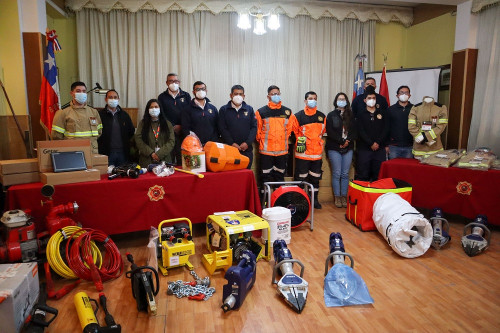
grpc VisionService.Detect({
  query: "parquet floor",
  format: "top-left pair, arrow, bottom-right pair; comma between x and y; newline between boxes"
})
45,203 -> 500,333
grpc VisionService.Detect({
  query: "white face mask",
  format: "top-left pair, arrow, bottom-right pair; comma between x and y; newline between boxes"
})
74,92 -> 87,104
398,94 -> 409,102
232,95 -> 243,105
196,90 -> 207,99
424,97 -> 434,104
168,83 -> 179,92
366,99 -> 376,107
107,99 -> 119,108
149,108 -> 160,118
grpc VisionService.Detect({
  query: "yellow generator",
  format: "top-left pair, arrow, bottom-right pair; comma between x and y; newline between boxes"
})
157,218 -> 195,276
202,210 -> 271,275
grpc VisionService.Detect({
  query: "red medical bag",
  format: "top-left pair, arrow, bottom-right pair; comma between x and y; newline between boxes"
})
345,178 -> 412,231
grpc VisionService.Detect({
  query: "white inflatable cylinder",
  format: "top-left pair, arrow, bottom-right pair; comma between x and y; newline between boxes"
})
262,207 -> 292,245
373,192 -> 432,258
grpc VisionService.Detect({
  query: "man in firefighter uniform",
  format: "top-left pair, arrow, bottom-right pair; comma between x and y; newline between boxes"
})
408,96 -> 448,159
291,91 -> 326,209
52,81 -> 102,153
256,85 -> 294,199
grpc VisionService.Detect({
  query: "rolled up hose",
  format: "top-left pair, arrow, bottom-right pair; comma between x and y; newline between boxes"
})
66,228 -> 123,291
46,226 -> 102,279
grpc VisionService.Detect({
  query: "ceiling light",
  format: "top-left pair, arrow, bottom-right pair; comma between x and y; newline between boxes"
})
253,15 -> 267,35
268,14 -> 280,30
237,13 -> 251,30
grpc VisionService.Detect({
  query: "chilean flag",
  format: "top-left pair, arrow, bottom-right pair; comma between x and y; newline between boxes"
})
352,67 -> 365,100
39,30 -> 61,135
379,65 -> 390,105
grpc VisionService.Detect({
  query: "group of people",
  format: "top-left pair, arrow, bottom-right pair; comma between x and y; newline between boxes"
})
51,74 -> 448,209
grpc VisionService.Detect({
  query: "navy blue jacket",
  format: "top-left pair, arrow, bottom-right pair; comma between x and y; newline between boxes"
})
181,99 -> 219,145
157,88 -> 191,126
218,101 -> 257,149
352,93 -> 388,119
386,101 -> 414,147
356,107 -> 389,151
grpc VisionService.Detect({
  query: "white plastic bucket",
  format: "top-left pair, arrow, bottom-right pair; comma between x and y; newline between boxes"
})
262,207 -> 292,245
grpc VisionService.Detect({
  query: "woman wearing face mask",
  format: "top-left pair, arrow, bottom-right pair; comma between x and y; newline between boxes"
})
135,99 -> 175,167
326,93 -> 357,208
355,86 -> 389,182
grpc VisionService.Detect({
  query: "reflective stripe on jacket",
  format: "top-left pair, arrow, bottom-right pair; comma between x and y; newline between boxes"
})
256,105 -> 293,156
291,109 -> 326,160
408,97 -> 448,158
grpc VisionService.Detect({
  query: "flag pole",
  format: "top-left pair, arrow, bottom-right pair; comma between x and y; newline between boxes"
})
0,79 -> 33,158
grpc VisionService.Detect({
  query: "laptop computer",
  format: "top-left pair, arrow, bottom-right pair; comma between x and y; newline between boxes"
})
51,151 -> 87,173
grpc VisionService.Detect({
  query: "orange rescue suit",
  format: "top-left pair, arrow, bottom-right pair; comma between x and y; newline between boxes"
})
290,106 -> 326,160
255,102 -> 294,156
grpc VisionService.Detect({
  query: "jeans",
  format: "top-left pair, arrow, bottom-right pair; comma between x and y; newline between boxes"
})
327,149 -> 353,196
388,146 -> 413,159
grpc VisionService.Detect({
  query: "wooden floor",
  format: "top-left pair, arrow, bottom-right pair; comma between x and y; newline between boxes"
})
45,203 -> 500,333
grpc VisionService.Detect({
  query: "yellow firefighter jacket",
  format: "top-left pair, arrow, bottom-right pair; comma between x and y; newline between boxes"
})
51,102 -> 103,153
408,97 -> 448,158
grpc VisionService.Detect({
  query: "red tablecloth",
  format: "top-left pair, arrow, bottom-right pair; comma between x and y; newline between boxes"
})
379,159 -> 500,225
6,169 -> 262,235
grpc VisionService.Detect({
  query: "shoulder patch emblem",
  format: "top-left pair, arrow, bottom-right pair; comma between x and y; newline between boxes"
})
318,116 -> 323,121
285,110 -> 291,116
377,114 -> 382,119
244,111 -> 248,116
180,98 -> 185,103
209,109 -> 213,114
376,104 -> 380,109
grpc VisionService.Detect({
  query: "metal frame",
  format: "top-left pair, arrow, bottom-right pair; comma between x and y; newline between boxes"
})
262,181 -> 314,231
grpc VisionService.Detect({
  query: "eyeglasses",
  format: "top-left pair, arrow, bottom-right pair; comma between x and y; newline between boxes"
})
194,87 -> 206,92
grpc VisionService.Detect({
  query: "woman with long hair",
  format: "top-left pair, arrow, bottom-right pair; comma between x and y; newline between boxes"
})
326,93 -> 357,208
135,99 -> 175,167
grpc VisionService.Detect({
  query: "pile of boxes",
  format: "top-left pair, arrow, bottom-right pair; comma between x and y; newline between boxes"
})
0,139 -> 107,186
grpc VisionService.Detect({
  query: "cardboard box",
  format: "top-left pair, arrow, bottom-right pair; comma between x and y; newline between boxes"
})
182,151 -> 206,173
0,172 -> 40,186
94,165 -> 109,175
0,263 -> 40,333
92,154 -> 108,166
40,169 -> 101,185
37,140 -> 92,172
0,159 -> 38,175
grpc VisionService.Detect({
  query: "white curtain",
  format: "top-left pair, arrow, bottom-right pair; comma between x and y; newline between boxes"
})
468,4 -> 500,155
76,9 -> 374,122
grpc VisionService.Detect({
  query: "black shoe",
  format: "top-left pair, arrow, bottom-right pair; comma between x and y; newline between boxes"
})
314,200 -> 322,209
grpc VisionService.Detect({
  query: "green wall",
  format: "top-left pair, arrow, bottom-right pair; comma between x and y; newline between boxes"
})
0,0 -> 28,115
46,13 -> 78,103
375,13 -> 456,70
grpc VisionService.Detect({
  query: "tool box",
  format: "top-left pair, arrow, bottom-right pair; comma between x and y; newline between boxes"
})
345,178 -> 412,231
202,210 -> 271,275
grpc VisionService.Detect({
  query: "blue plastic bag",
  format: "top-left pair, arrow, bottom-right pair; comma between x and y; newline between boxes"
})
324,263 -> 374,307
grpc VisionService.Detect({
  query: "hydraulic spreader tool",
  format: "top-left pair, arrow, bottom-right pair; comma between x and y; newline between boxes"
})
323,233 -> 373,307
272,239 -> 308,313
461,215 -> 491,257
125,252 -> 159,315
74,291 -> 121,333
324,232 -> 354,276
430,208 -> 451,250
221,250 -> 257,313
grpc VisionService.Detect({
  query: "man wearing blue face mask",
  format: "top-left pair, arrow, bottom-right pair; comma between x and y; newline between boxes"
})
255,85 -> 294,201
52,81 -> 102,153
290,91 -> 326,209
97,89 -> 135,166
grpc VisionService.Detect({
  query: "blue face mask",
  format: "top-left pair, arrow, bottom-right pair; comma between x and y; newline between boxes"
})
307,100 -> 317,108
271,95 -> 281,104
337,100 -> 347,108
